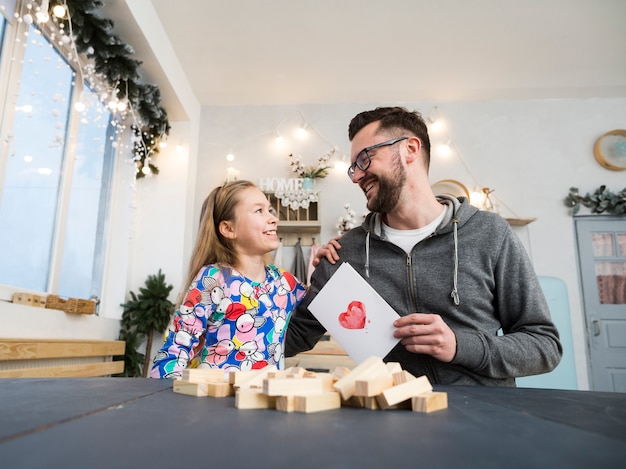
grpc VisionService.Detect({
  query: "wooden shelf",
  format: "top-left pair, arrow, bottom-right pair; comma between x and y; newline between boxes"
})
505,217 -> 537,226
277,221 -> 321,233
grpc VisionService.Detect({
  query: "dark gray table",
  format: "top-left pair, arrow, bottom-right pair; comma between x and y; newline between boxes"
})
1,378 -> 625,468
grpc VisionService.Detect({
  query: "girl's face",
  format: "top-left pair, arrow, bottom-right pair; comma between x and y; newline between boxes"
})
222,187 -> 279,256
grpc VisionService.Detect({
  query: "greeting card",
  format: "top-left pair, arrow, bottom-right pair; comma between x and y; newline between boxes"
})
307,262 -> 400,364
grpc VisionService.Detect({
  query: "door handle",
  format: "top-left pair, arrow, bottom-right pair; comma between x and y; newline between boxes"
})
592,320 -> 601,336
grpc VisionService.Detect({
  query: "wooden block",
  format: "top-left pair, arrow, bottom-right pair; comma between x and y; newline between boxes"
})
12,292 -> 47,308
315,372 -> 336,391
231,365 -> 277,389
285,354 -> 357,371
183,368 -> 228,383
393,370 -> 416,385
73,298 -> 96,314
341,395 -> 365,408
267,370 -> 287,379
275,395 -> 296,412
206,381 -> 234,397
235,389 -> 276,409
295,392 -> 341,413
45,295 -> 81,313
284,366 -> 306,377
332,366 -> 352,380
263,377 -> 324,396
333,356 -> 387,400
174,381 -> 209,397
385,362 -> 403,375
363,396 -> 380,410
412,391 -> 448,413
377,375 -> 433,409
354,373 -> 394,397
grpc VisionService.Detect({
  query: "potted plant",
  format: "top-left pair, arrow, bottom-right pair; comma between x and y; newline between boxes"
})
288,147 -> 336,189
116,269 -> 175,377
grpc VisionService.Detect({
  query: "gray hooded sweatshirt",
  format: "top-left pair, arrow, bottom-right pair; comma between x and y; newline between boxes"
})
285,195 -> 562,386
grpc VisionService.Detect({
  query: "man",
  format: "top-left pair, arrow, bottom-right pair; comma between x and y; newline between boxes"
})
285,106 -> 562,386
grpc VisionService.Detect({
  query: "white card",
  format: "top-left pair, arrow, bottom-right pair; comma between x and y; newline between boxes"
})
307,262 -> 400,364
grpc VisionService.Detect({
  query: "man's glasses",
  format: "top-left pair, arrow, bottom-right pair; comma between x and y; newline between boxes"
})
347,137 -> 408,180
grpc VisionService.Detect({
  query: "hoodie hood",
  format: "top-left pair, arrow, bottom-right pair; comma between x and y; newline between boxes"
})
360,195 -> 478,305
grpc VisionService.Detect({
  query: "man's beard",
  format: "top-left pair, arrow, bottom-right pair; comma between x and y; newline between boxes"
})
366,152 -> 405,213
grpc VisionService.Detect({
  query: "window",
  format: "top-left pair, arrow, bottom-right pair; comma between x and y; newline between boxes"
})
0,5 -> 116,302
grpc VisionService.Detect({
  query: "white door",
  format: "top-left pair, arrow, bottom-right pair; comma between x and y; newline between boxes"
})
575,216 -> 626,392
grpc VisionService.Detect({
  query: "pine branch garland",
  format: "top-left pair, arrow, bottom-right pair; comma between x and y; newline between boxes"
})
59,0 -> 171,178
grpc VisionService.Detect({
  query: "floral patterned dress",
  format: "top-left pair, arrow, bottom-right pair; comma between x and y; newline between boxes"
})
150,264 -> 306,379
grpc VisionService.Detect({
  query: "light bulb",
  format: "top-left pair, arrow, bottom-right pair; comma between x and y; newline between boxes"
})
116,101 -> 127,112
438,141 -> 451,156
52,4 -> 66,18
159,140 -> 167,149
429,119 -> 442,132
226,152 -> 235,161
295,126 -> 308,139
35,0 -> 50,23
176,144 -> 184,153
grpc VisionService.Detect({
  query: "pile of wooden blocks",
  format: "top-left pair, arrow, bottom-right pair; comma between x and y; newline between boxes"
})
11,292 -> 96,314
173,355 -> 447,414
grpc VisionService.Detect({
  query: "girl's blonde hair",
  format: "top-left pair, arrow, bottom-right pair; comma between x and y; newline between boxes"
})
177,180 -> 258,308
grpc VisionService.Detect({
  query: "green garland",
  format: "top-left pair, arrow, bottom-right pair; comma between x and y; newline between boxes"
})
62,0 -> 170,178
564,185 -> 626,215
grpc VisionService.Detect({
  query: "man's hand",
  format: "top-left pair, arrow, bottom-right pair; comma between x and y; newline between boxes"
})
313,237 -> 342,267
393,313 -> 457,363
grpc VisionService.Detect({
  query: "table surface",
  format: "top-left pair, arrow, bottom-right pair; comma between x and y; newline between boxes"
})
1,378 -> 625,468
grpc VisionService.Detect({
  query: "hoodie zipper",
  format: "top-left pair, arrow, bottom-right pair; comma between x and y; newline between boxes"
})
406,255 -> 419,311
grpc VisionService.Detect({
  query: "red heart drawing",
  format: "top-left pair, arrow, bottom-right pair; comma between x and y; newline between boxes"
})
338,300 -> 366,329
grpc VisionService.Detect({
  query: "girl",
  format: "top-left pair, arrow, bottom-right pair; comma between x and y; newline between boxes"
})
150,180 -> 306,378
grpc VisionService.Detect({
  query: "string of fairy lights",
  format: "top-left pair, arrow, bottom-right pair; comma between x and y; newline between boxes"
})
4,0 -> 170,178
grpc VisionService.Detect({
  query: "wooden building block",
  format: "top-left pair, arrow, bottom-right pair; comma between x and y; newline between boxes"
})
354,373 -> 394,397
393,370 -> 416,385
275,395 -> 296,412
412,391 -> 448,413
332,366 -> 352,380
333,356 -> 387,400
231,365 -> 277,389
284,366 -> 306,377
263,376 -> 323,396
73,299 -> 96,314
45,295 -> 78,313
341,395 -> 365,408
363,396 -> 380,410
206,381 -> 234,397
377,375 -> 433,409
12,292 -> 47,308
294,392 -> 341,413
174,381 -> 209,397
385,362 -> 403,375
235,389 -> 276,409
315,372 -> 336,391
183,368 -> 228,383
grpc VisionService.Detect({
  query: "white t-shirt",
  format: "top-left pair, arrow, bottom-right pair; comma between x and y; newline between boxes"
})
383,205 -> 447,254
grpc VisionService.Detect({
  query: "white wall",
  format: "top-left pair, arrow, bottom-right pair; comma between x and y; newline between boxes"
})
2,97 -> 622,388
194,99 -> 626,390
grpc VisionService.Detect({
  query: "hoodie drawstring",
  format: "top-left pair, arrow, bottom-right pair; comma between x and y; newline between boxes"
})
365,231 -> 370,278
450,218 -> 460,305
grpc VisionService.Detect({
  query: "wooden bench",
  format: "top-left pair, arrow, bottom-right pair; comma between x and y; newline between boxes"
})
285,334 -> 356,372
0,338 -> 125,378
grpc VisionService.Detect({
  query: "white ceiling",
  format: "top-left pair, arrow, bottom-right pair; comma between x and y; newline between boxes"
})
101,0 -> 626,121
